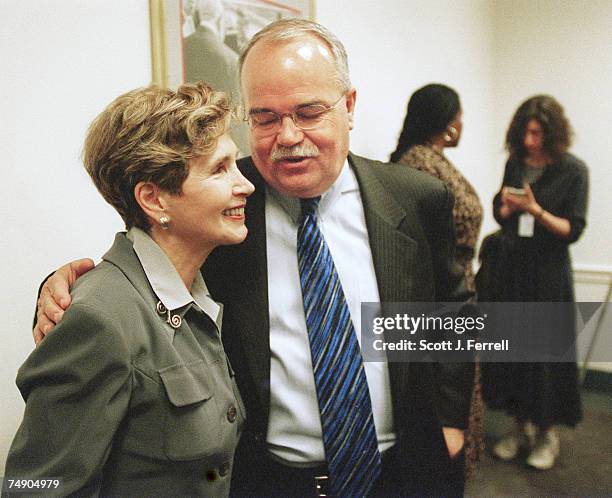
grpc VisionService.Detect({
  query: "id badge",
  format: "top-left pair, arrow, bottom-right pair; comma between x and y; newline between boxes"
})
518,213 -> 535,237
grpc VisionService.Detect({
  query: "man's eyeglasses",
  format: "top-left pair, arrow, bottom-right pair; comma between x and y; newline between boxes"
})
244,93 -> 346,136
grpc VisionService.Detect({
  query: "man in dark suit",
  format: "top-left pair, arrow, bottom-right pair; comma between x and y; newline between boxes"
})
35,19 -> 472,497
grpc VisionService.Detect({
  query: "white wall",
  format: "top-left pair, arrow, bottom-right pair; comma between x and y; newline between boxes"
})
490,0 -> 612,374
491,0 -> 612,270
1,0 -> 610,474
320,0 -> 500,238
1,0 -> 151,474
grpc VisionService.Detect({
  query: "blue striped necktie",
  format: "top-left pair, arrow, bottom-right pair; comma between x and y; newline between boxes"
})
297,196 -> 381,497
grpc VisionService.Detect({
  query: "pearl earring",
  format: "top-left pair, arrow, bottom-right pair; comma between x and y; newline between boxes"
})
159,215 -> 170,230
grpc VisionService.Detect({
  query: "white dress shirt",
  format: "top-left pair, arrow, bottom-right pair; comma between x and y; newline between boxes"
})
265,161 -> 396,464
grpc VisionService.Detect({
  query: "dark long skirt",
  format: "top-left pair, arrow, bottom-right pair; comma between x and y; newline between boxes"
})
478,232 -> 582,427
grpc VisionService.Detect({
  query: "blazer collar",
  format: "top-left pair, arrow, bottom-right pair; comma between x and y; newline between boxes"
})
103,233 -> 224,362
102,232 -> 156,307
103,232 -> 221,361
349,153 -> 407,228
127,227 -> 221,324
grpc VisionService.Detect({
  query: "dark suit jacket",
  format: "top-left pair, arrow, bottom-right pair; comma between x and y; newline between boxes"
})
203,153 -> 472,496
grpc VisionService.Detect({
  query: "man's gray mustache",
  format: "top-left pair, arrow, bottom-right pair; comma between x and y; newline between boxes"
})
271,144 -> 320,163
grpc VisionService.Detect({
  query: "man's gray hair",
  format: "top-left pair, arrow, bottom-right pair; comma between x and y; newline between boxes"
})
239,19 -> 351,92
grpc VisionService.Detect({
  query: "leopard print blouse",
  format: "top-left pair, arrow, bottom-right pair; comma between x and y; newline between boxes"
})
399,145 -> 483,291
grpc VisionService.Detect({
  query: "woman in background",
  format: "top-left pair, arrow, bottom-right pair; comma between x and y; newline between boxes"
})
390,84 -> 483,289
390,83 -> 484,479
5,82 -> 254,496
486,95 -> 588,470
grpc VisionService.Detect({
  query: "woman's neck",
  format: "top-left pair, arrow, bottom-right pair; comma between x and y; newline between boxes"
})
149,229 -> 211,291
429,136 -> 446,155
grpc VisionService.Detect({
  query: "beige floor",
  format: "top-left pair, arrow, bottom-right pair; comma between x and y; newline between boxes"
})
466,389 -> 612,497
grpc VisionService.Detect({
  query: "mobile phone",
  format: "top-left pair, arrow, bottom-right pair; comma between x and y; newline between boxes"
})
506,187 -> 527,196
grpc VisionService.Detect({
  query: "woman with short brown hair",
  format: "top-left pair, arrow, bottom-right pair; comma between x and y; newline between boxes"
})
5,82 -> 254,496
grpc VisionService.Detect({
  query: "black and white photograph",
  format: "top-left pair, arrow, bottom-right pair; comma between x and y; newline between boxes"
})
152,0 -> 314,155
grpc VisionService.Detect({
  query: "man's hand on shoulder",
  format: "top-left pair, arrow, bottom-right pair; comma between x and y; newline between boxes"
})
33,258 -> 95,345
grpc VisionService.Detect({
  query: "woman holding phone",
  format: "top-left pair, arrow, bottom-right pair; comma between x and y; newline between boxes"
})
485,95 -> 589,470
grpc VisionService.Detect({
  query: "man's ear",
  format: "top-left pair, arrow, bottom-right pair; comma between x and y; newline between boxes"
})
134,181 -> 167,223
345,88 -> 357,130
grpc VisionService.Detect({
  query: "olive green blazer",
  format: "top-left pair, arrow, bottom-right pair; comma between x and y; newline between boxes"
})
5,233 -> 244,497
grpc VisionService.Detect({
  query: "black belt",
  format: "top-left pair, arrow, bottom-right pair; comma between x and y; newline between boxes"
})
261,447 -> 397,497
264,455 -> 330,497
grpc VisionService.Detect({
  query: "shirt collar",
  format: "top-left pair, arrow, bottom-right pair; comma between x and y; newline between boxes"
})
266,158 -> 356,223
127,227 -> 221,328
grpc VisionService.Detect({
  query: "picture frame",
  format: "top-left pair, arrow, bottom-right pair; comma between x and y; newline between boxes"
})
149,0 -> 314,155
149,0 -> 315,89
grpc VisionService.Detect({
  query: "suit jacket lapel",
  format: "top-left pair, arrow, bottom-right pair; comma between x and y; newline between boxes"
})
349,153 -> 417,420
349,153 -> 417,303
